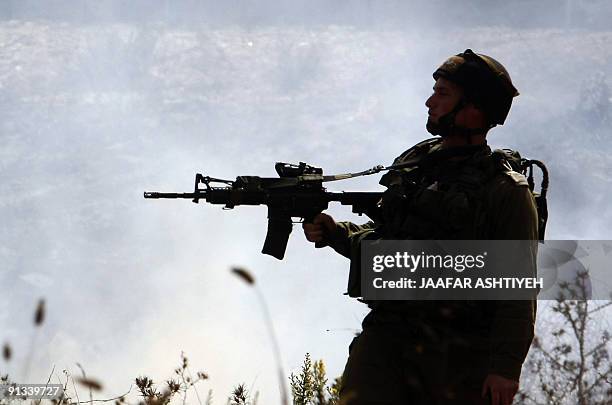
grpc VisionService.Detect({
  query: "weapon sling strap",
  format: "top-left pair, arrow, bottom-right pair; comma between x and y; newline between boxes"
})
324,143 -> 550,240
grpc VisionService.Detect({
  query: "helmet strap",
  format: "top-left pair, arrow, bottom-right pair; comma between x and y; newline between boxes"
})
433,98 -> 491,144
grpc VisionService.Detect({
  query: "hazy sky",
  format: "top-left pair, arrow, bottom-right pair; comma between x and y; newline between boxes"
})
1,1 -> 611,404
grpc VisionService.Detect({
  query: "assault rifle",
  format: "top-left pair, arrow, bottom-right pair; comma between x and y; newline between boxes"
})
144,162 -> 383,260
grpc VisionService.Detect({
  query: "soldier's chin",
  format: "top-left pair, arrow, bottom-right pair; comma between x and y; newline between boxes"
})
426,119 -> 442,136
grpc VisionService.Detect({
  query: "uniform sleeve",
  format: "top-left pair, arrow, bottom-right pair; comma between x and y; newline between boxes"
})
326,221 -> 376,258
325,221 -> 378,297
486,178 -> 539,381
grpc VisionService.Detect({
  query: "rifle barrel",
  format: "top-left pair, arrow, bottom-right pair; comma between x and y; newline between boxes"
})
143,192 -> 199,199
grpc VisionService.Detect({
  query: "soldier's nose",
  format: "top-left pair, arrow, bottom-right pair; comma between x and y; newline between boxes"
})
425,96 -> 434,108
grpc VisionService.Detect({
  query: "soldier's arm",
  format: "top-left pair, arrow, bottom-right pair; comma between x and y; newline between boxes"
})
303,214 -> 378,297
303,213 -> 376,258
486,176 -> 539,381
328,220 -> 377,258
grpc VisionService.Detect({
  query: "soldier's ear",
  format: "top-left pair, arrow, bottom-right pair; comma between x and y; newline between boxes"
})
462,94 -> 493,125
460,101 -> 489,127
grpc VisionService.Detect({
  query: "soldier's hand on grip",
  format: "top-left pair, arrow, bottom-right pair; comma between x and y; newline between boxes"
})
303,213 -> 337,244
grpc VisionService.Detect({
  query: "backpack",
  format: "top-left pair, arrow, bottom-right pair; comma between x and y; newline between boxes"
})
491,149 -> 549,240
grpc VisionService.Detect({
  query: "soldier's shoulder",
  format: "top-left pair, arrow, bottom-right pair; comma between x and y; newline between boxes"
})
482,156 -> 531,208
482,174 -> 536,231
486,171 -> 529,194
484,148 -> 529,188
484,169 -> 535,216
488,148 -> 529,187
501,169 -> 529,187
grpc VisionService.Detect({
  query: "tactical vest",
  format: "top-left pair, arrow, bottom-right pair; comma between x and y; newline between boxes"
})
377,137 -> 515,240
346,137 -> 548,298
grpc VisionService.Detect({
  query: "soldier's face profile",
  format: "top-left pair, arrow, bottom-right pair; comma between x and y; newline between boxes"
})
425,77 -> 463,124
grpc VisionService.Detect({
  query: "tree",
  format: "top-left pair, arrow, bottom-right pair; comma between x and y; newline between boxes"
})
519,271 -> 612,404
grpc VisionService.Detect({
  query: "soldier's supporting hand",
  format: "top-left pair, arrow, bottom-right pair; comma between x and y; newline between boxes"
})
302,213 -> 337,244
482,374 -> 519,405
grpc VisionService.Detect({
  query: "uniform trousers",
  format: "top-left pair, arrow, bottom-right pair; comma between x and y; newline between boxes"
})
339,311 -> 491,405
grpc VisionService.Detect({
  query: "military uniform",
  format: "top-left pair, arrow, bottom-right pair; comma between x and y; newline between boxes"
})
326,138 -> 539,404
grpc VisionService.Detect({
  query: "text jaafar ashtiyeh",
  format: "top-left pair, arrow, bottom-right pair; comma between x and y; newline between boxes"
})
372,277 -> 544,289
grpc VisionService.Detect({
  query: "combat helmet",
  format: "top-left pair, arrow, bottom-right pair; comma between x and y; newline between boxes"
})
428,49 -> 519,137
